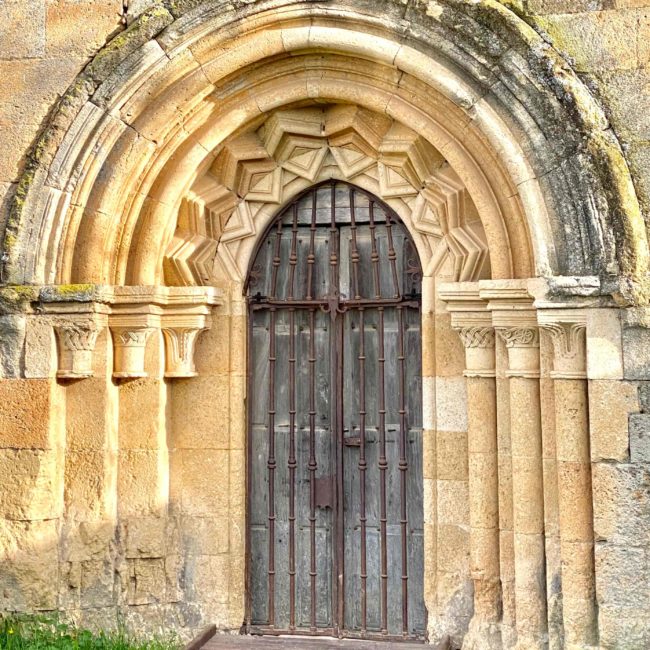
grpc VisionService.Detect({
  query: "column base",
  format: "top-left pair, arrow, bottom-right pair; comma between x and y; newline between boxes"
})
462,620 -> 502,650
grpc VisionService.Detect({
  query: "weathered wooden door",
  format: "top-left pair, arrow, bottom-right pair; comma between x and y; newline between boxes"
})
246,182 -> 425,641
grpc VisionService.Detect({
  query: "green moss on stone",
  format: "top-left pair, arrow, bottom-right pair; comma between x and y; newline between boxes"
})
0,286 -> 38,314
39,284 -> 98,303
85,5 -> 173,84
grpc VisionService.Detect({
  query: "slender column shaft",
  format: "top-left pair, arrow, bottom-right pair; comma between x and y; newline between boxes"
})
541,318 -> 597,649
498,325 -> 548,649
468,373 -> 500,618
457,325 -> 502,650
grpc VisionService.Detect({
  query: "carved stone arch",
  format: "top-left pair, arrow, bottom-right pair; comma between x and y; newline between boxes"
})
2,0 -> 647,301
163,105 -> 490,292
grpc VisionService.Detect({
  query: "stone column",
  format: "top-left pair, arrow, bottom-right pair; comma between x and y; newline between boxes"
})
492,302 -> 548,649
440,283 -> 502,649
539,311 -> 596,649
458,324 -> 502,648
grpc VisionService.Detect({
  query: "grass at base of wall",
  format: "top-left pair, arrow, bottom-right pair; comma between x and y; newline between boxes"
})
0,614 -> 181,650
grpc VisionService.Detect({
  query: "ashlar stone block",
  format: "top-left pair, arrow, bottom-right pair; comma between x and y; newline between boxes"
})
589,379 -> 638,462
629,413 -> 650,463
46,0 -> 122,59
60,521 -> 115,563
0,379 -> 59,449
123,516 -> 167,559
80,559 -> 115,608
127,558 -> 166,605
180,449 -> 229,516
0,557 -> 59,611
592,463 -> 650,545
0,449 -> 61,520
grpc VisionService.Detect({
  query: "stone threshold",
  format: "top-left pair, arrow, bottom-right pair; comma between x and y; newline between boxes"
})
203,633 -> 427,649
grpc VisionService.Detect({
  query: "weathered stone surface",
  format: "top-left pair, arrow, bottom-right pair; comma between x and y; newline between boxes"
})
60,521 -> 115,563
528,1 -> 607,13
125,516 -> 167,559
181,516 -> 229,556
0,449 -> 61,519
127,558 -> 166,605
171,376 -> 229,449
592,463 -> 650,545
595,543 -> 650,610
0,379 -> 56,448
0,0 -> 45,59
23,316 -> 56,378
180,450 -> 229,517
118,378 -> 166,449
80,559 -> 115,608
0,315 -> 25,378
536,10 -> 641,73
46,0 -> 123,59
594,69 -> 650,142
118,450 -> 166,517
623,325 -> 650,379
629,413 -> 650,462
590,379 -> 639,461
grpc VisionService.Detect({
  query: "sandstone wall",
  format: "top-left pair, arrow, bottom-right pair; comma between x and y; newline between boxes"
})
0,1 -> 650,649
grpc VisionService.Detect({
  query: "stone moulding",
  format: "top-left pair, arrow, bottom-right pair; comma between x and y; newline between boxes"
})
538,310 -> 588,380
167,105 -> 491,289
39,285 -> 222,379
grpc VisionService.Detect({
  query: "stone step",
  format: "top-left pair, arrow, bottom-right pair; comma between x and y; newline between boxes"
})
203,634 -> 427,649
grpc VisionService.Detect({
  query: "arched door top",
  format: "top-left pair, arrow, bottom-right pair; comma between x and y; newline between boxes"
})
246,181 -> 423,304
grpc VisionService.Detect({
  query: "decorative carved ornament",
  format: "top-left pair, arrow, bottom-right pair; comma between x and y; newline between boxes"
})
110,325 -> 155,379
497,326 -> 540,349
54,320 -> 100,378
538,311 -> 587,379
161,325 -> 205,378
44,286 -> 221,380
164,105 -> 490,288
457,326 -> 496,350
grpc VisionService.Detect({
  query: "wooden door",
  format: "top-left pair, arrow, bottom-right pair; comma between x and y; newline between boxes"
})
246,182 -> 425,641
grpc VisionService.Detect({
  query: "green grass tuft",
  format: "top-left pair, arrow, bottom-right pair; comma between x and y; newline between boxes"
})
0,614 -> 181,650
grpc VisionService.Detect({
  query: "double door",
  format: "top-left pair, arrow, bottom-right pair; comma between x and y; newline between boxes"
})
246,182 -> 425,641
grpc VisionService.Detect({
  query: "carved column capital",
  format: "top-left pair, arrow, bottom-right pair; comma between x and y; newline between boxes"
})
53,318 -> 102,378
496,326 -> 540,349
454,325 -> 496,378
437,283 -> 496,378
495,325 -> 540,379
538,311 -> 587,379
161,315 -> 210,378
457,326 -> 495,350
109,315 -> 158,379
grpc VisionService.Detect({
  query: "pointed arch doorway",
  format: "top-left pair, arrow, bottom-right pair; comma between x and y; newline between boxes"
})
245,182 -> 425,641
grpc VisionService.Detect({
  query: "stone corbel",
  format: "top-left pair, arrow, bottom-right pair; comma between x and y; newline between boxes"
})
36,285 -> 111,380
53,318 -> 102,379
161,316 -> 210,378
438,282 -> 495,377
159,286 -> 220,378
109,315 -> 158,379
480,280 -> 540,379
537,310 -> 587,379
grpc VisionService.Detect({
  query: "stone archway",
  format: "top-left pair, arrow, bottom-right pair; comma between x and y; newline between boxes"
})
1,2 -> 648,649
